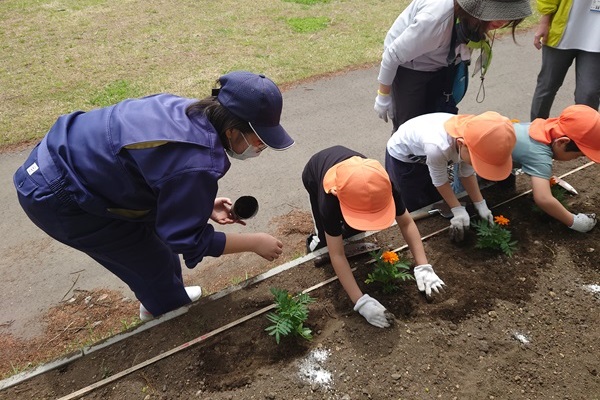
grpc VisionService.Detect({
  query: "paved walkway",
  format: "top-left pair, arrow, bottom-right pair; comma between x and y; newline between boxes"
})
0,30 -> 577,338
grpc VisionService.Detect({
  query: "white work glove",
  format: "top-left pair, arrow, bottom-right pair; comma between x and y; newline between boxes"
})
354,294 -> 395,328
473,199 -> 494,224
374,91 -> 393,123
449,205 -> 470,242
569,213 -> 597,233
414,264 -> 445,297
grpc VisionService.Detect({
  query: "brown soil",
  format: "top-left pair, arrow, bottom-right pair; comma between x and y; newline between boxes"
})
2,159 -> 599,400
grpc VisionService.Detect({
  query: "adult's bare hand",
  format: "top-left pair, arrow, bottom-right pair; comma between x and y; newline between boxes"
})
533,15 -> 551,50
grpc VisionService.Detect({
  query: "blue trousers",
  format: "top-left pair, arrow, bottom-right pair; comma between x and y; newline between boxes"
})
14,144 -> 191,317
531,46 -> 600,120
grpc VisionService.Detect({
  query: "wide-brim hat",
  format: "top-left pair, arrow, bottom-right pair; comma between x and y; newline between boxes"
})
217,71 -> 294,150
445,111 -> 516,181
323,156 -> 396,231
457,0 -> 532,21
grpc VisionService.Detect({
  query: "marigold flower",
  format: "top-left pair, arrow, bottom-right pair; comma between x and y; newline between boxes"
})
381,251 -> 399,264
494,215 -> 510,226
549,177 -> 557,186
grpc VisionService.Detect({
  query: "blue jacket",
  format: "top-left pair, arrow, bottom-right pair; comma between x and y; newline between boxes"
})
43,94 -> 230,267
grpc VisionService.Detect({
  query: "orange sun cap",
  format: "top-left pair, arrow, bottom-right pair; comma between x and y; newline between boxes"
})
322,156 -> 396,231
530,105 -> 600,162
444,111 -> 516,181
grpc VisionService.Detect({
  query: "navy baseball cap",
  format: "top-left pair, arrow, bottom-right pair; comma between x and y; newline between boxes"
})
217,71 -> 294,150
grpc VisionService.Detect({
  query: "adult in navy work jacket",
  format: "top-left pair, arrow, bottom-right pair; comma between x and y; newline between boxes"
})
14,71 -> 294,321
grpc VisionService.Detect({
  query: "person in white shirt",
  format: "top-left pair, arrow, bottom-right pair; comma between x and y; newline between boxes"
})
531,0 -> 600,119
386,111 -> 516,242
374,0 -> 531,131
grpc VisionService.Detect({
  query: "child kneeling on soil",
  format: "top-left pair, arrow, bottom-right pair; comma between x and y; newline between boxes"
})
302,146 -> 444,328
512,104 -> 599,232
386,111 -> 517,242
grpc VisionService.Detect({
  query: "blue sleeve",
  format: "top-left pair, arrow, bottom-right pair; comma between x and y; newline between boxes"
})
154,170 -> 227,268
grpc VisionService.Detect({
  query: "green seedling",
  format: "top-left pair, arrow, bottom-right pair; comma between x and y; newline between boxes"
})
265,288 -> 315,344
472,215 -> 518,257
365,249 -> 413,293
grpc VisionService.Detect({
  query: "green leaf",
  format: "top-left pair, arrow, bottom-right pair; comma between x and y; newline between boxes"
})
265,287 -> 316,344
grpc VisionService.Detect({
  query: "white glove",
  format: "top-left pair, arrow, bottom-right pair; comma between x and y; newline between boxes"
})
374,92 -> 393,123
354,294 -> 395,328
450,205 -> 470,242
473,200 -> 494,224
414,264 -> 445,297
569,213 -> 597,233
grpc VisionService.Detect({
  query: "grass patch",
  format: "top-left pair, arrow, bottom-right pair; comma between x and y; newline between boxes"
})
286,16 -> 330,33
0,0 -> 538,147
284,0 -> 330,4
89,80 -> 143,107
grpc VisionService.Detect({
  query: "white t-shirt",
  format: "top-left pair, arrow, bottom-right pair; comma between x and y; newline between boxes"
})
558,0 -> 600,52
387,112 -> 476,187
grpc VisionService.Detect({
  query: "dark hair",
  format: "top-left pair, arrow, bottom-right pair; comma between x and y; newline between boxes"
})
185,97 -> 252,148
455,5 -> 523,43
565,140 -> 580,153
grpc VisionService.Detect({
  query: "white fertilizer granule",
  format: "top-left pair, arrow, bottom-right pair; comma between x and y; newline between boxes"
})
512,332 -> 531,344
583,284 -> 600,294
298,348 -> 332,388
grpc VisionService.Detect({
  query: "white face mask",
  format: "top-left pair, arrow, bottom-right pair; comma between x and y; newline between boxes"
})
226,133 -> 266,160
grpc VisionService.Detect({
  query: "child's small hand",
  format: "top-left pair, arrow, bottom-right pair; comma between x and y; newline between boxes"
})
414,264 -> 445,297
473,199 -> 494,224
450,206 -> 470,242
354,294 -> 395,328
569,213 -> 597,233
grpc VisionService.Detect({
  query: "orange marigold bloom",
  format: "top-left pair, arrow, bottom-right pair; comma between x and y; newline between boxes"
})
381,251 -> 399,264
549,177 -> 557,186
494,215 -> 510,226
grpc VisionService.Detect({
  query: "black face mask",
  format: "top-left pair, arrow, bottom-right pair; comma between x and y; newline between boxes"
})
455,20 -> 483,43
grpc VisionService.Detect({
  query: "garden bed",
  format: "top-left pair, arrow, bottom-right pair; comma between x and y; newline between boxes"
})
1,159 -> 599,400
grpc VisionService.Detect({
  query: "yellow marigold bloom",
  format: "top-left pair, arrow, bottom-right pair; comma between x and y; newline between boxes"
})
381,251 -> 399,264
494,215 -> 510,226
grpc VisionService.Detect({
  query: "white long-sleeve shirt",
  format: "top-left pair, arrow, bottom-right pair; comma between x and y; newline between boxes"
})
378,0 -> 466,85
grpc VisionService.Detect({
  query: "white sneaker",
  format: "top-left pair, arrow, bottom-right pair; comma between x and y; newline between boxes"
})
185,286 -> 202,302
139,303 -> 154,322
139,286 -> 202,322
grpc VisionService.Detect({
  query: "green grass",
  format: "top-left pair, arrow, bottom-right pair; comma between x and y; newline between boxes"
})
286,16 -> 331,33
90,80 -> 143,107
0,0 -> 538,148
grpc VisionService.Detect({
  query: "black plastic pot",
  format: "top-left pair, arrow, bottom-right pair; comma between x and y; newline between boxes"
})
231,196 -> 259,220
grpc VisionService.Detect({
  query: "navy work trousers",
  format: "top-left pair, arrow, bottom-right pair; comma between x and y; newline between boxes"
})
13,143 -> 191,317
